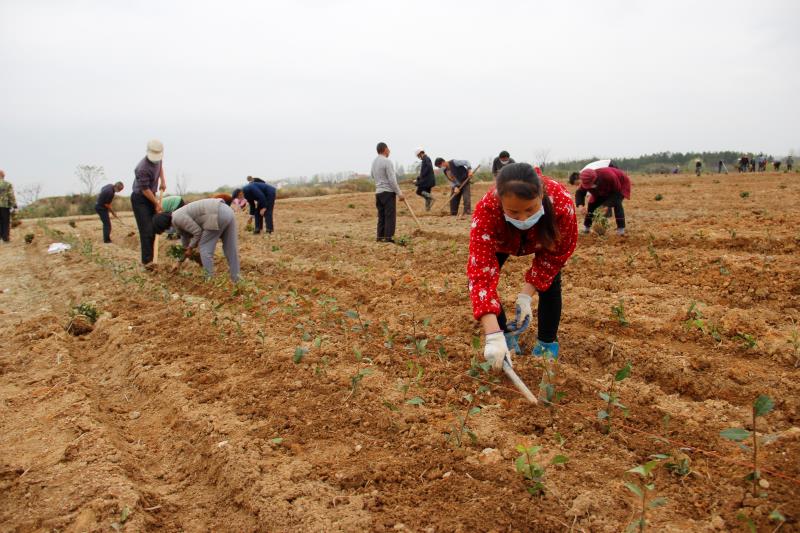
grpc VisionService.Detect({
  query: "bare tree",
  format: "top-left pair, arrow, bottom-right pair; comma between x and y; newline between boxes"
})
174,172 -> 190,195
534,149 -> 551,170
17,183 -> 42,207
75,165 -> 105,196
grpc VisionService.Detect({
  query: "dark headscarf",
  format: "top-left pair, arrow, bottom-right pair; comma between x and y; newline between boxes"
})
152,212 -> 173,235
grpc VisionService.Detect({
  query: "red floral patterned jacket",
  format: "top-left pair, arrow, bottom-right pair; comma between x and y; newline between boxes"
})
467,178 -> 578,320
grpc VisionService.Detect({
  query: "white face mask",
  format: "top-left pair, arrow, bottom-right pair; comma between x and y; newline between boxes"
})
504,206 -> 544,231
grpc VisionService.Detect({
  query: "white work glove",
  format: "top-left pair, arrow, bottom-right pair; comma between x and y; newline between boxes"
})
507,293 -> 533,335
484,332 -> 511,371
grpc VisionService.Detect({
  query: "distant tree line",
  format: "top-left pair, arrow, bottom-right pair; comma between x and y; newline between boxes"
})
547,151 -> 791,175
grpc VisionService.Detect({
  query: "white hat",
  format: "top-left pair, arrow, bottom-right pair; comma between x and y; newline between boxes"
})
415,147 -> 425,156
146,139 -> 164,162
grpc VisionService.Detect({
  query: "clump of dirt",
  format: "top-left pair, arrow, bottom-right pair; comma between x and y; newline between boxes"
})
66,314 -> 94,336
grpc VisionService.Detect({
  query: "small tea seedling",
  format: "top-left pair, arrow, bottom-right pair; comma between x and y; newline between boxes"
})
396,235 -> 412,247
625,459 -> 667,532
625,252 -> 640,267
654,194 -> 663,201
535,356 -> 565,426
720,394 -> 776,496
398,360 -> 425,402
683,302 -> 722,343
446,390 -> 484,447
347,203 -> 355,209
734,332 -> 757,349
293,346 -> 308,364
591,209 -> 609,236
598,359 -> 631,434
72,302 -> 99,324
68,220 -> 77,228
167,244 -> 186,260
612,298 -> 629,326
514,444 -> 568,496
345,347 -> 373,401
740,191 -> 750,198
647,236 -> 661,268
24,233 -> 35,244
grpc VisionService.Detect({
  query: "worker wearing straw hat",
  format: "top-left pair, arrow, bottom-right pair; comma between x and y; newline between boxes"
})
131,139 -> 166,265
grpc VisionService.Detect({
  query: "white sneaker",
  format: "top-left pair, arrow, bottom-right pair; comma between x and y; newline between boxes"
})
616,228 -> 626,236
580,226 -> 590,234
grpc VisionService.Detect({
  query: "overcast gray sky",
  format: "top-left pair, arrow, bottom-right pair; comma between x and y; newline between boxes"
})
2,0 -> 798,197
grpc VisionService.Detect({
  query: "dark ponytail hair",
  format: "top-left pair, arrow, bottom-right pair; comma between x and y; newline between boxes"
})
496,163 -> 559,250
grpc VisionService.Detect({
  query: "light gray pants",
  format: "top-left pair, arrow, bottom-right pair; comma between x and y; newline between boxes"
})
186,203 -> 240,282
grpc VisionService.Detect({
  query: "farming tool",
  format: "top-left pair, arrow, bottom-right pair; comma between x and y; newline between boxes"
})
503,357 -> 537,404
153,189 -> 164,264
441,164 -> 481,217
449,164 -> 481,199
402,197 -> 424,232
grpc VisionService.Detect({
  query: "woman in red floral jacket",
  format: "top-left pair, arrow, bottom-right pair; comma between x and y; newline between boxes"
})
468,163 -> 578,370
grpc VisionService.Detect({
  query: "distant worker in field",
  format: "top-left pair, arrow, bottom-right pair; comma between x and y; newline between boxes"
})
773,160 -> 781,171
576,166 -> 631,236
718,160 -> 724,173
159,195 -> 186,240
435,158 -> 473,216
242,180 -> 277,234
230,189 -> 247,211
468,163 -> 577,371
413,148 -> 436,211
370,142 -> 404,243
0,170 -> 18,243
695,159 -> 702,176
161,195 -> 185,213
788,155 -> 794,171
152,198 -> 240,283
95,181 -> 124,244
492,150 -> 516,179
131,139 -> 166,266
739,156 -> 748,173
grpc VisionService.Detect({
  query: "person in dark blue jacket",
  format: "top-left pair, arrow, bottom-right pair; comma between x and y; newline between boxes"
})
242,181 -> 277,234
414,148 -> 436,211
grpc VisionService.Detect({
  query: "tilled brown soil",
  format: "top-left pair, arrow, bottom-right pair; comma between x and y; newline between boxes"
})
1,172 -> 799,532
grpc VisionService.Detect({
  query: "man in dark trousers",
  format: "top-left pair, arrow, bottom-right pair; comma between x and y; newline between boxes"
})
131,140 -> 166,265
370,142 -> 404,243
0,170 -> 17,243
95,181 -> 124,243
414,147 -> 435,211
492,150 -> 515,179
435,158 -> 473,216
242,180 -> 277,234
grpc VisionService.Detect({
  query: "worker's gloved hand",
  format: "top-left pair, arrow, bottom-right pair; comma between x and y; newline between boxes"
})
507,293 -> 533,335
532,340 -> 560,360
504,332 -> 522,355
484,332 -> 511,371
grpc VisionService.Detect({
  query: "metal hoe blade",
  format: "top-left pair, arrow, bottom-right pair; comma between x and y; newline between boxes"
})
502,358 -> 537,404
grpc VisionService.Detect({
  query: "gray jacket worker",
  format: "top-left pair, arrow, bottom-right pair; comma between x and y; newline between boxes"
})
95,182 -> 124,243
131,139 -> 166,265
434,158 -> 473,216
370,142 -> 405,243
152,198 -> 240,282
414,148 -> 436,212
0,170 -> 17,243
492,151 -> 516,178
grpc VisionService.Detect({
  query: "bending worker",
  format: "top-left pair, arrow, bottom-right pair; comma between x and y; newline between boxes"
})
152,198 -> 240,282
95,181 -> 124,244
435,157 -> 473,216
468,163 -> 577,370
575,166 -> 631,236
242,180 -> 277,234
414,148 -> 436,211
